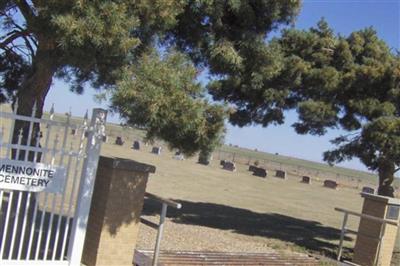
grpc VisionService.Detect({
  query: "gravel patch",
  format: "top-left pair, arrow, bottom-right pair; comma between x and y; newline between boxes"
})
136,214 -> 319,259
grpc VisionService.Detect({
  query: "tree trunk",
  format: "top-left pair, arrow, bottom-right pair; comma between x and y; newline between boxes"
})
377,160 -> 395,197
12,46 -> 56,161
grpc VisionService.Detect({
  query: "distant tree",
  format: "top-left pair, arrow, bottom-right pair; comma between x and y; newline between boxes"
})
210,19 -> 400,197
1,0 -> 300,155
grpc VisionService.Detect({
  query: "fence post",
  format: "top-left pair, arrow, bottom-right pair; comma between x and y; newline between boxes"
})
153,203 -> 168,266
68,108 -> 107,265
337,212 -> 348,261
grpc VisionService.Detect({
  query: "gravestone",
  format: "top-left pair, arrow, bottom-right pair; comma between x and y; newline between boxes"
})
220,160 -> 226,166
248,165 -> 257,172
151,146 -> 161,155
174,151 -> 184,160
115,136 -> 124,145
102,135 -> 108,143
301,176 -> 311,184
275,170 -> 286,179
198,153 -> 212,165
362,186 -> 375,194
323,179 -> 338,189
222,161 -> 236,171
71,128 -> 77,135
132,140 -> 141,150
253,167 -> 267,178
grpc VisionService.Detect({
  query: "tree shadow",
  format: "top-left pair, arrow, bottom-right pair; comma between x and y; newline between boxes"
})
141,198 -> 353,259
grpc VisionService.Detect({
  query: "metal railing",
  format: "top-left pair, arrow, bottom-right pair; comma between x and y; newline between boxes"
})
334,207 -> 398,265
140,192 -> 182,266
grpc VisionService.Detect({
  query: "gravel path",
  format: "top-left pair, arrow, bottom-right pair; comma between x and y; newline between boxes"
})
136,214 -> 327,263
137,215 -> 276,253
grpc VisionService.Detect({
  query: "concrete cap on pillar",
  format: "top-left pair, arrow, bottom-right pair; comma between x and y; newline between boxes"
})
360,192 -> 400,205
99,156 -> 156,174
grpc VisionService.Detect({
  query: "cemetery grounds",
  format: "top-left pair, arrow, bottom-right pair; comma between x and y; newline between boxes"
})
102,123 -> 400,265
1,108 -> 399,265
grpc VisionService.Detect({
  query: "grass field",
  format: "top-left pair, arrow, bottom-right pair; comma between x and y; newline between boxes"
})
45,107 -> 399,188
100,138 -> 400,265
105,122 -> 399,189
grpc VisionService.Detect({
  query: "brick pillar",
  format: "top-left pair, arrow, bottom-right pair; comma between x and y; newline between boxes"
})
353,193 -> 400,266
81,156 -> 156,266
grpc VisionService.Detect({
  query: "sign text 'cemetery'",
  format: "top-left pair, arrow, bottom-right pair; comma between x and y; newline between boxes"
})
0,159 -> 66,193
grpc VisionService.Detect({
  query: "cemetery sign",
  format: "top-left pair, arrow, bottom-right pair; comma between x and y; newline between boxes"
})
0,158 -> 66,193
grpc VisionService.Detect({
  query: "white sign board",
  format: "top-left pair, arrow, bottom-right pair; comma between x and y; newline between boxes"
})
0,158 -> 66,194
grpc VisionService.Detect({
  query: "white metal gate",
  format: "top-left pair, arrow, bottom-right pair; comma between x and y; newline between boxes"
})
0,102 -> 107,266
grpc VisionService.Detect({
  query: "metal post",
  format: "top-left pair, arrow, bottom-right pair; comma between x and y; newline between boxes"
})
68,108 -> 107,265
337,213 -> 348,261
153,203 -> 168,266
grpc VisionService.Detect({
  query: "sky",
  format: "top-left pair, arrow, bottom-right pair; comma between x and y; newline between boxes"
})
43,0 -> 400,173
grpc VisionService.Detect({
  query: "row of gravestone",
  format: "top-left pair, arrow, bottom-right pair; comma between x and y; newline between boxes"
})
247,164 -> 376,194
107,134 -> 378,194
114,137 -> 188,160
248,165 -> 285,179
201,158 -> 375,196
111,136 -> 213,163
113,137 -> 164,155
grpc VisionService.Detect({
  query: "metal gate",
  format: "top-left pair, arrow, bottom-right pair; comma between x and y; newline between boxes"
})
0,102 -> 107,265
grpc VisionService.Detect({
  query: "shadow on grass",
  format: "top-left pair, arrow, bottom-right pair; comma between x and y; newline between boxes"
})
142,198 -> 353,259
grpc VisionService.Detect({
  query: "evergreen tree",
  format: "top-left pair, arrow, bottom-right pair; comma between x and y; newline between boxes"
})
210,19 -> 400,197
1,0 -> 300,155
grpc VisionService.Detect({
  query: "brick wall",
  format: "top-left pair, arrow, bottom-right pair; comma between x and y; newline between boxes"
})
353,194 -> 400,266
81,156 -> 155,266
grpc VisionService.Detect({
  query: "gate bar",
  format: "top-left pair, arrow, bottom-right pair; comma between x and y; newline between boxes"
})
8,130 -> 24,259
44,114 -> 71,259
59,125 -> 87,260
18,132 -> 41,259
68,108 -> 107,265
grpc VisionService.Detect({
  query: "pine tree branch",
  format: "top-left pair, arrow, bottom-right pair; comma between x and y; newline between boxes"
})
4,13 -> 27,33
1,45 -> 19,57
0,30 -> 30,49
0,3 -> 17,14
14,45 -> 31,58
15,0 -> 36,25
0,11 -> 36,58
21,34 -> 35,58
